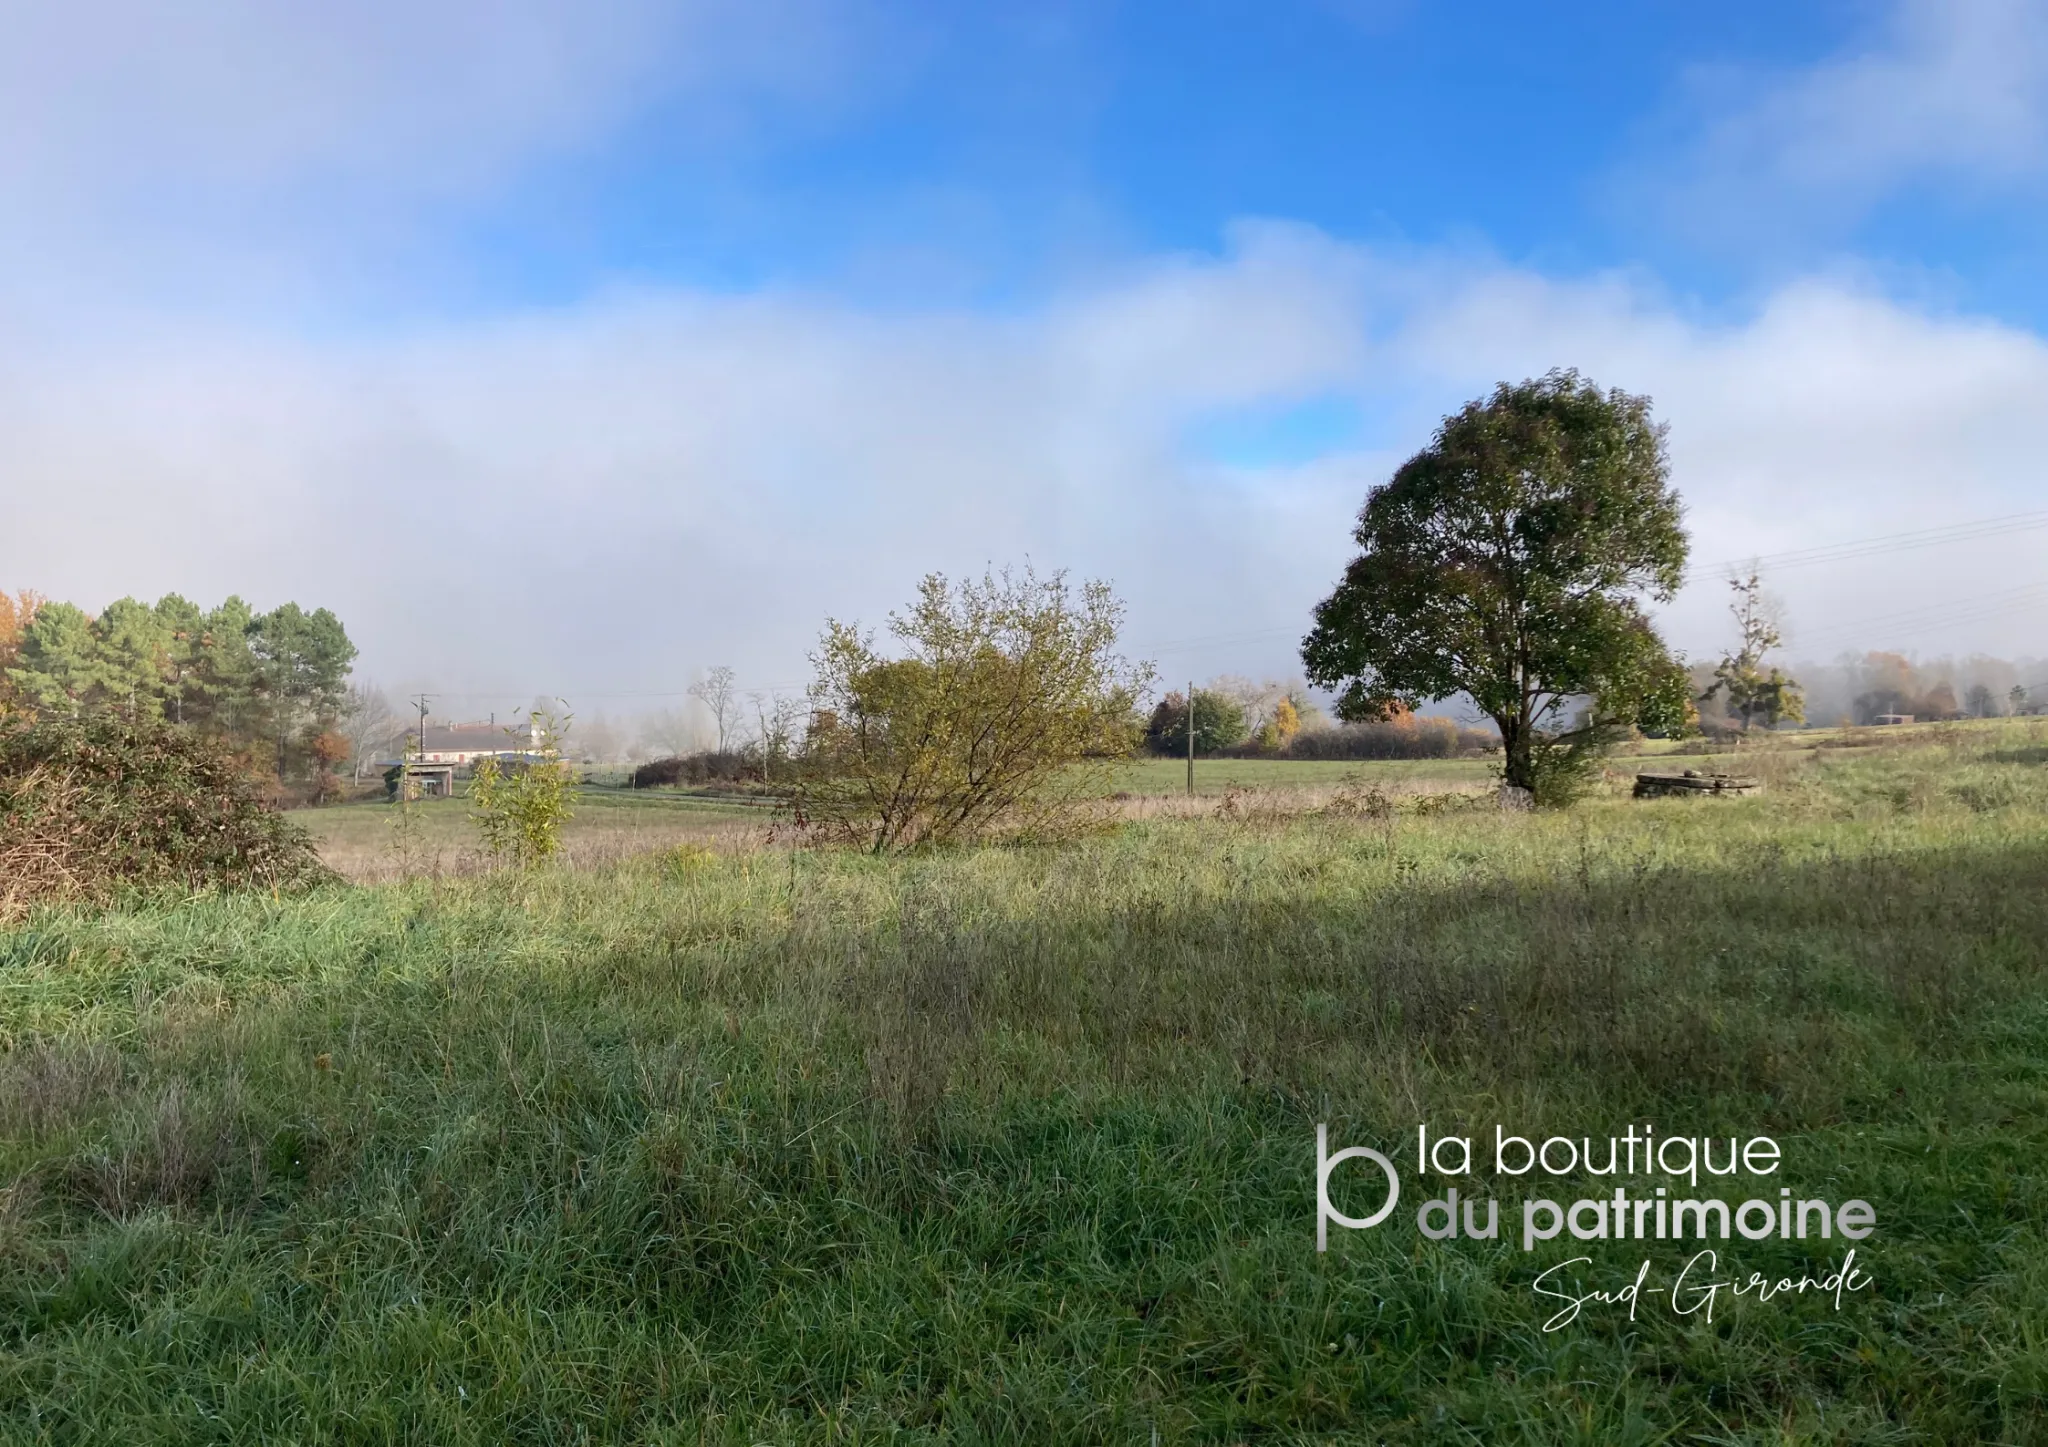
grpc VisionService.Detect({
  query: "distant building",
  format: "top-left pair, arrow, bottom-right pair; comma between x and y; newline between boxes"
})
1873,713 -> 1914,726
378,721 -> 549,769
404,763 -> 457,798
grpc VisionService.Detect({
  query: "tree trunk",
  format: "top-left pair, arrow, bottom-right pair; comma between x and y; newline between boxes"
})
1498,714 -> 1535,791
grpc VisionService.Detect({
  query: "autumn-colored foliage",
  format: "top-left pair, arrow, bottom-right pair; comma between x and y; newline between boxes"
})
309,728 -> 352,803
0,589 -> 44,710
310,730 -> 351,766
1254,696 -> 1303,752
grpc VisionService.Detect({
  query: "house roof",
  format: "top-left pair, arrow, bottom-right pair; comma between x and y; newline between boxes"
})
418,723 -> 531,752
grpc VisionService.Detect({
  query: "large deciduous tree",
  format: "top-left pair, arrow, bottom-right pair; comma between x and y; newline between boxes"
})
1302,370 -> 1690,802
1143,688 -> 1248,756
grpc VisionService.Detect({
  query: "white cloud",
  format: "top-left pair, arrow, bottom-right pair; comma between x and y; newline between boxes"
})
0,0 -> 863,193
1643,0 -> 2048,239
0,0 -> 881,319
0,225 -> 1377,705
4,226 -> 2045,710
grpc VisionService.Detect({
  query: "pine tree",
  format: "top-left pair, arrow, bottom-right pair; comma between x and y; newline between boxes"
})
249,603 -> 358,782
192,597 -> 262,744
93,597 -> 174,720
6,603 -> 104,714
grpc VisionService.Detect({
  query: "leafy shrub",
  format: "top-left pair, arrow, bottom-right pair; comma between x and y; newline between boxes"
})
0,713 -> 332,918
468,712 -> 575,868
798,567 -> 1149,852
629,757 -> 684,788
1518,732 -> 1596,807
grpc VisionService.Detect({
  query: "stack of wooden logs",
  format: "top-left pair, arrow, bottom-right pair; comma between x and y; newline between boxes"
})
1632,768 -> 1762,799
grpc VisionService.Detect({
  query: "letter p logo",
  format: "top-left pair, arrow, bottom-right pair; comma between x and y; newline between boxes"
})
1317,1123 -> 1401,1252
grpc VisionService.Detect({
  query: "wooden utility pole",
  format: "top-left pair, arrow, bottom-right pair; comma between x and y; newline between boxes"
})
1186,679 -> 1195,797
410,695 -> 432,760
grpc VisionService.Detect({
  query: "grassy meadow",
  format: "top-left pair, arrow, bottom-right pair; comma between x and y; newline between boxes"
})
302,757 -> 1496,884
1,722 -> 2046,1441
304,788 -> 775,884
1098,756 -> 1492,797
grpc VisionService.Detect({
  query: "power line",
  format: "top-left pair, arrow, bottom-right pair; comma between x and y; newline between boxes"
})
1799,580 -> 2048,634
411,682 -> 812,702
1131,625 -> 1302,657
1788,582 -> 2048,652
1685,509 -> 2048,583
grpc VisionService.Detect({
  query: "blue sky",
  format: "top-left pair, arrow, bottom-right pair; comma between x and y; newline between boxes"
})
177,1 -> 2040,325
2,0 -> 2045,714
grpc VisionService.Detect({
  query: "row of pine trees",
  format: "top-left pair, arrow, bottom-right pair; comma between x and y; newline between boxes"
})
0,590 -> 358,800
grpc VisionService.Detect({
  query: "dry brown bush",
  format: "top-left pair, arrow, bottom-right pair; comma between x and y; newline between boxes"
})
0,714 -> 333,919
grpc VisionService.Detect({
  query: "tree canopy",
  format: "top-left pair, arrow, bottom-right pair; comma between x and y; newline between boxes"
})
1144,688 -> 1248,757
1301,370 -> 1690,800
248,602 -> 358,777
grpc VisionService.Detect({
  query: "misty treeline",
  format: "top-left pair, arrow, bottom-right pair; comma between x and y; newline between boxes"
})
0,589 -> 359,800
567,652 -> 2048,780
620,665 -> 1491,782
575,678 -> 805,775
1698,651 -> 2045,729
1140,676 -> 1492,760
0,585 -> 795,796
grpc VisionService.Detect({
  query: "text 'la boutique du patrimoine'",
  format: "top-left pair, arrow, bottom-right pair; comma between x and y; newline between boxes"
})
1316,1125 -> 1878,1253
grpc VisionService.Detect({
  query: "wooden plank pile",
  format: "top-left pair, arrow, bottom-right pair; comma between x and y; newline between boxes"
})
1632,768 -> 1761,799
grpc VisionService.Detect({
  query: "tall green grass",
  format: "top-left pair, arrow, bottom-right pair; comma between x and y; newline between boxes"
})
1,724 -> 2045,1441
